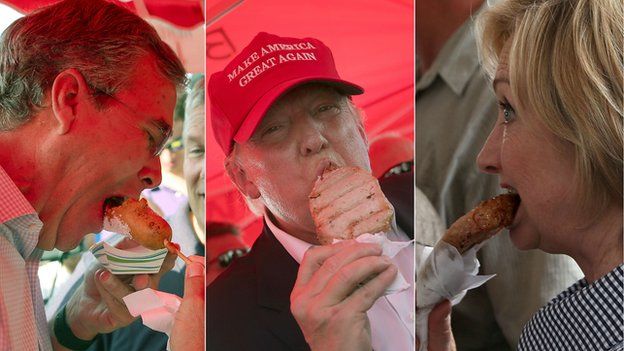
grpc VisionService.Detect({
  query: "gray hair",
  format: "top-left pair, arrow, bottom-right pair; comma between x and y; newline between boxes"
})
0,0 -> 187,130
183,74 -> 205,140
185,74 -> 205,114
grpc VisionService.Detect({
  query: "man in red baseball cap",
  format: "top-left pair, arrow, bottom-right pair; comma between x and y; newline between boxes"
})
207,32 -> 414,351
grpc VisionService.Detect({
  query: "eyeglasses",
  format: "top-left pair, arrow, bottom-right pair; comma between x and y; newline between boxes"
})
166,136 -> 184,152
147,121 -> 173,157
209,248 -> 250,268
91,88 -> 172,157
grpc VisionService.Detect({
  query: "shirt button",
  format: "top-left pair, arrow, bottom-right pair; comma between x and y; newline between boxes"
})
409,312 -> 415,322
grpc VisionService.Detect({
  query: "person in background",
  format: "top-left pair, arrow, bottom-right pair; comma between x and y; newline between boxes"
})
168,73 -> 206,351
415,0 -> 582,348
205,221 -> 249,286
368,133 -> 413,179
143,90 -> 189,218
428,0 -> 623,349
165,92 -> 188,182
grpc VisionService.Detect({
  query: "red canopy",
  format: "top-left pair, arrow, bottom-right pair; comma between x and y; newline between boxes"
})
207,0 -> 414,244
0,0 -> 205,72
0,0 -> 204,28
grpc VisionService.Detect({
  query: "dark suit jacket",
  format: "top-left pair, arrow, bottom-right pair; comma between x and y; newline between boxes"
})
206,171 -> 414,351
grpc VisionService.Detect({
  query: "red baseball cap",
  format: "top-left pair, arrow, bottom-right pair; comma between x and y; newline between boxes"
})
209,32 -> 364,155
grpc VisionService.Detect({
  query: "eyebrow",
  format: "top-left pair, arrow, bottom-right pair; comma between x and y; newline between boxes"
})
185,134 -> 204,144
492,77 -> 510,91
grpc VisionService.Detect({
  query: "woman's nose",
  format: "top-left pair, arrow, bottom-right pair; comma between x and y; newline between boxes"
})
477,125 -> 503,174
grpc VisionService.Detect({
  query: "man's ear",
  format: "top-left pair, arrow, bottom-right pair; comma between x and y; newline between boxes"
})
225,157 -> 261,199
50,69 -> 91,135
348,101 -> 369,149
355,114 -> 369,149
357,120 -> 369,149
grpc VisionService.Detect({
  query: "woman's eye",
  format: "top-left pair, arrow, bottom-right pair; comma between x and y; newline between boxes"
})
498,100 -> 516,124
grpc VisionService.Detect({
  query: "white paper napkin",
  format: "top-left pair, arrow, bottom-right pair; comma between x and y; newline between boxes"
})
123,288 -> 182,350
416,241 -> 495,351
335,232 -> 412,295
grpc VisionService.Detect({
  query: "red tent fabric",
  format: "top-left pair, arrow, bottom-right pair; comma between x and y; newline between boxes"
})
207,0 -> 415,244
0,0 -> 203,28
0,0 -> 205,72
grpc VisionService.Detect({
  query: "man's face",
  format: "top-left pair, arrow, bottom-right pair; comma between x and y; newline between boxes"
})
183,100 -> 206,236
233,84 -> 370,240
39,55 -> 177,250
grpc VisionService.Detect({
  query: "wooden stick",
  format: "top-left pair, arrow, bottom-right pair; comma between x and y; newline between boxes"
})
164,239 -> 192,265
174,249 -> 192,265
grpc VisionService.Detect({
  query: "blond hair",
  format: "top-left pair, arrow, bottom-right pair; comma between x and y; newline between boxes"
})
476,0 -> 623,212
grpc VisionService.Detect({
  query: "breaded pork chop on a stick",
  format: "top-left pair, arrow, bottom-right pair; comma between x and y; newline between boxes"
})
309,166 -> 394,245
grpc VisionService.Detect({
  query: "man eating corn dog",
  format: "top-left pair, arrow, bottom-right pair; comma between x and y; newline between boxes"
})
207,32 -> 415,351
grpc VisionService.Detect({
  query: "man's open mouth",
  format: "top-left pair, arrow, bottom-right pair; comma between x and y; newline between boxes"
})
103,196 -> 127,212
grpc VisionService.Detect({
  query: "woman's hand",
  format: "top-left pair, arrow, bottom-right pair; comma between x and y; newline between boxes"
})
417,300 -> 457,351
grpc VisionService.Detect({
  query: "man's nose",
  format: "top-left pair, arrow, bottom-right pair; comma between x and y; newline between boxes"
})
299,120 -> 328,156
138,155 -> 163,188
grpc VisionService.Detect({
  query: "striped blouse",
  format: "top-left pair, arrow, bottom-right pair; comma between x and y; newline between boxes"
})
518,264 -> 623,351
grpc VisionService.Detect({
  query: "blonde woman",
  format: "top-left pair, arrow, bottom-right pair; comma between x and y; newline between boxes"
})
426,0 -> 623,350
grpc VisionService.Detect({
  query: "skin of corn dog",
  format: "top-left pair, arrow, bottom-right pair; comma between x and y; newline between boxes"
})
442,193 -> 520,253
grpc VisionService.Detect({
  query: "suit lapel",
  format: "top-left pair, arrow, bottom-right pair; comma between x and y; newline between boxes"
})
253,224 -> 310,350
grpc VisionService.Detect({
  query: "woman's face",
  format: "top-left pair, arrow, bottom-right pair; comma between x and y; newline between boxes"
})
477,40 -> 580,253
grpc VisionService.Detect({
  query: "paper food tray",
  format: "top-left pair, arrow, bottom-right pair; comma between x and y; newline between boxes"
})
90,241 -> 167,275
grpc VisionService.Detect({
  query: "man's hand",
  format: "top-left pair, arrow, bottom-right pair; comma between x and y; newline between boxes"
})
61,240 -> 177,341
170,256 -> 205,351
416,300 -> 457,351
290,240 -> 398,351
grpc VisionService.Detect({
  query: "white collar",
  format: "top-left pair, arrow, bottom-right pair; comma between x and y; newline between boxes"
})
264,213 -> 314,264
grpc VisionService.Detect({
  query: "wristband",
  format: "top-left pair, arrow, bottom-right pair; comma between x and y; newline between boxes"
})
54,305 -> 96,350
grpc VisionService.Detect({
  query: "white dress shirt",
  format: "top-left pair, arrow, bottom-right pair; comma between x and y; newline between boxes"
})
266,213 -> 415,351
